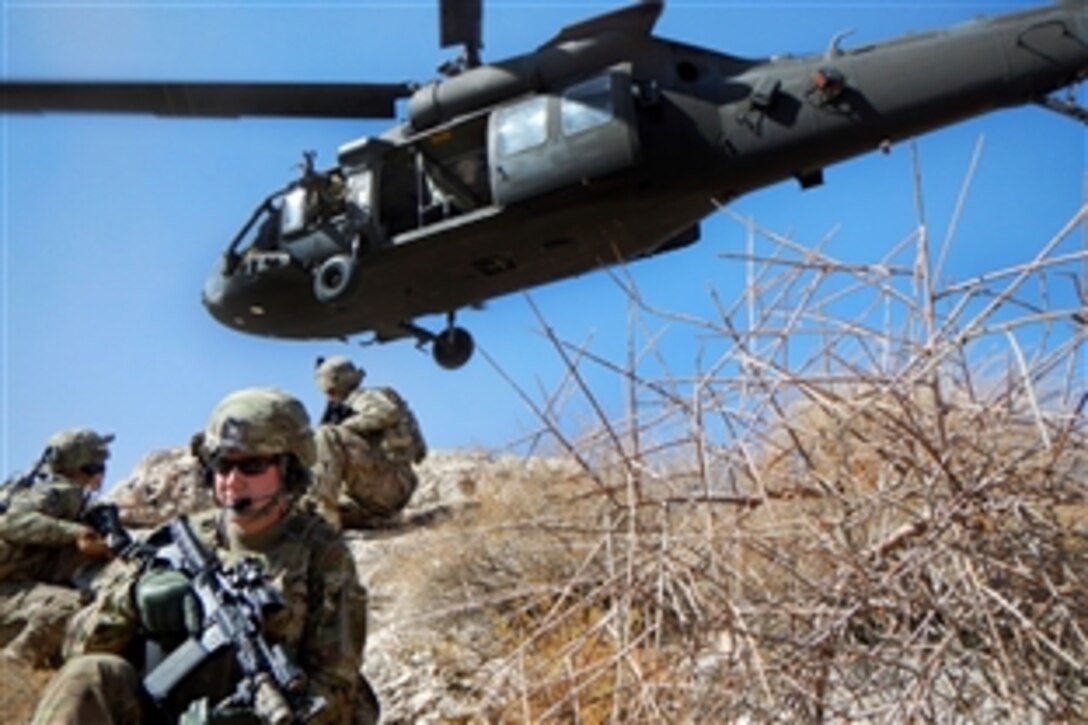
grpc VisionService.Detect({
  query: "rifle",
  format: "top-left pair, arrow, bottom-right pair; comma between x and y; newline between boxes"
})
319,400 -> 354,426
0,446 -> 55,514
80,503 -> 146,559
142,516 -> 325,724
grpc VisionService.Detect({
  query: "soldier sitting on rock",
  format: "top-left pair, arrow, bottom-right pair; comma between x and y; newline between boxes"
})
308,356 -> 427,530
0,428 -> 114,667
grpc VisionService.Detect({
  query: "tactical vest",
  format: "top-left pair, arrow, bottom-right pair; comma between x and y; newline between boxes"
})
352,387 -> 427,465
379,387 -> 426,465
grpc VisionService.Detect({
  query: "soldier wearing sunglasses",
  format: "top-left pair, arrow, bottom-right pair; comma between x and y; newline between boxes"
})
33,388 -> 376,724
0,428 -> 114,666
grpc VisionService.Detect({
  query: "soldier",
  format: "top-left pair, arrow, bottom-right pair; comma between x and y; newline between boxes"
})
0,428 -> 114,667
309,356 -> 427,530
32,388 -> 375,724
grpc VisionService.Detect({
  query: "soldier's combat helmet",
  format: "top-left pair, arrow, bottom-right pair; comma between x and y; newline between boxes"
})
315,356 -> 365,400
45,428 -> 114,475
201,387 -> 317,468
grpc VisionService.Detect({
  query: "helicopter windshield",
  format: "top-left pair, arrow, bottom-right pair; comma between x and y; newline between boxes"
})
494,97 -> 548,156
227,166 -> 362,266
281,187 -> 309,237
345,171 -> 373,227
561,75 -> 614,135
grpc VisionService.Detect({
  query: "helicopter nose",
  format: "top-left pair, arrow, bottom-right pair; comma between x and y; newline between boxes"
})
202,255 -> 251,331
203,257 -> 230,315
201,260 -> 226,308
202,252 -> 317,337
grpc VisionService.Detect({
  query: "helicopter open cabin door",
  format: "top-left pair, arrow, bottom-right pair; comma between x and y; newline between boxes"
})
489,71 -> 640,206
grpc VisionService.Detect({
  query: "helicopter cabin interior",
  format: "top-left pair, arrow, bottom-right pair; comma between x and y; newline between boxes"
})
295,69 -> 641,251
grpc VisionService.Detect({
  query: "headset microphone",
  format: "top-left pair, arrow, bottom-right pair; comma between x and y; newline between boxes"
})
228,492 -> 282,518
231,497 -> 254,513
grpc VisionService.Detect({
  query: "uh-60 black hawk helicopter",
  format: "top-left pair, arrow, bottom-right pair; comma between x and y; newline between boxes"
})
3,1 -> 1086,369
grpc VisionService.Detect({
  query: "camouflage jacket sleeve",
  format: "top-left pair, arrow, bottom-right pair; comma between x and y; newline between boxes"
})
300,530 -> 368,723
342,388 -> 399,435
64,557 -> 142,657
308,425 -> 348,509
0,482 -> 87,546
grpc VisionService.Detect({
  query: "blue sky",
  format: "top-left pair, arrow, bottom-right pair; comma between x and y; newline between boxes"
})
2,1 -> 1084,486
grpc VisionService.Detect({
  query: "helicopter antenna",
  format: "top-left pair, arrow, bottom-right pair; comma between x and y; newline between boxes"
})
439,0 -> 483,76
300,150 -> 317,175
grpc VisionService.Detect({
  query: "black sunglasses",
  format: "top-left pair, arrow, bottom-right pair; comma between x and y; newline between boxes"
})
80,462 -> 106,476
212,455 -> 280,477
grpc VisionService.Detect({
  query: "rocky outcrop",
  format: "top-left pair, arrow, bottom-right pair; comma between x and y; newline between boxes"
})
352,451 -> 585,722
102,448 -> 210,526
20,429 -> 1088,722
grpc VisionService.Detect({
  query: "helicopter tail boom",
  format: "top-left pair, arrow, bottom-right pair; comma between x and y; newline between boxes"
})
712,1 -> 1087,194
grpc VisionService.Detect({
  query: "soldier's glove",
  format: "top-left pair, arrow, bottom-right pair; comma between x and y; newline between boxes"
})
179,695 -> 261,725
75,527 -> 111,559
135,569 -> 203,639
178,697 -> 211,725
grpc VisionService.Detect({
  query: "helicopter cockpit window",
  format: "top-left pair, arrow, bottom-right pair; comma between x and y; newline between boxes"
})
280,187 -> 308,237
494,97 -> 548,157
346,171 -> 373,215
561,75 -> 615,137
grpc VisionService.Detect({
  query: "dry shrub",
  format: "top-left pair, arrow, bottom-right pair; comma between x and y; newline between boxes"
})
445,179 -> 1087,721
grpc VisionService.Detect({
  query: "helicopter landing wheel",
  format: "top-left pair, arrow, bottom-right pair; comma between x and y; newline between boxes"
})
314,254 -> 356,303
432,326 -> 474,370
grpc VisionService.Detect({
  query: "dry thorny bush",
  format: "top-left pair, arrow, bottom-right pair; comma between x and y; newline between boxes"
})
409,166 -> 1087,721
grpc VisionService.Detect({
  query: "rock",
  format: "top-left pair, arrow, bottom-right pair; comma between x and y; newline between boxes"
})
102,447 -> 211,527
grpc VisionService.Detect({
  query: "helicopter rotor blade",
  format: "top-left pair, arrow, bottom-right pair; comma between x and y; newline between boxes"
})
439,0 -> 482,66
0,81 -> 415,119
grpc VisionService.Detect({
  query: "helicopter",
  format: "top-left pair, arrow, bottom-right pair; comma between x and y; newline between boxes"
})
3,1 -> 1086,370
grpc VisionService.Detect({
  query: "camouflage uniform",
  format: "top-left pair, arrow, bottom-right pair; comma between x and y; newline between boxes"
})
32,389 -> 373,724
36,508 -> 368,724
0,429 -> 113,667
309,357 -> 426,530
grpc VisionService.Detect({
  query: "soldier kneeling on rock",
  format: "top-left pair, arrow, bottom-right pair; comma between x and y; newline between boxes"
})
31,388 -> 376,724
308,356 -> 427,531
0,429 -> 114,667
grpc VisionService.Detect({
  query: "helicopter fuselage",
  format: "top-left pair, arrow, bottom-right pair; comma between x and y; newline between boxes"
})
201,1 -> 1088,364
